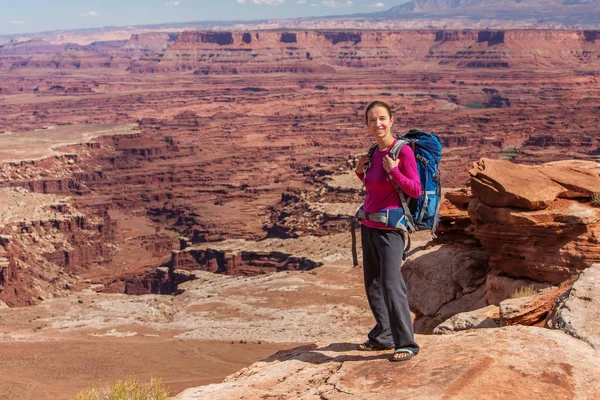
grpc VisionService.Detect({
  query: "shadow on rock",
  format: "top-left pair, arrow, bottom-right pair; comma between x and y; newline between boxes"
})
262,342 -> 392,364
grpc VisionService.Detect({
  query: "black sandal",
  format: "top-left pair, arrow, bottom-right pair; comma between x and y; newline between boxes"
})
389,348 -> 417,362
357,340 -> 394,351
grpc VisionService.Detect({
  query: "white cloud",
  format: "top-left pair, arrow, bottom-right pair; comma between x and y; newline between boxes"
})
10,20 -> 26,25
368,2 -> 385,7
237,0 -> 286,4
322,0 -> 352,7
79,11 -> 100,17
297,0 -> 307,3
166,1 -> 181,6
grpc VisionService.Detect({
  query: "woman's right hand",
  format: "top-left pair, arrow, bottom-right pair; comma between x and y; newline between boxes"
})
355,154 -> 371,174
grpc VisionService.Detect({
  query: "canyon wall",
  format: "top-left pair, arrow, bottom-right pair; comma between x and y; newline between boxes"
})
2,30 -> 599,75
130,29 -> 600,73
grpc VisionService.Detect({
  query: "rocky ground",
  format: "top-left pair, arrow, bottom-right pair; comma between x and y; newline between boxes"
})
177,326 -> 599,400
0,236 -> 372,399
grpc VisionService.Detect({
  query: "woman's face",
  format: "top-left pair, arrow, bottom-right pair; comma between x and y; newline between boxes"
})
366,106 -> 393,141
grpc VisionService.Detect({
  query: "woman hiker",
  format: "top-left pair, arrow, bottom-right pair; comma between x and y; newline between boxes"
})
354,100 -> 421,362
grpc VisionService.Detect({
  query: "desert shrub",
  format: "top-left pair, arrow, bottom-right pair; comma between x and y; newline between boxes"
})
498,146 -> 519,161
509,285 -> 537,299
73,377 -> 168,400
465,101 -> 488,109
592,191 -> 600,207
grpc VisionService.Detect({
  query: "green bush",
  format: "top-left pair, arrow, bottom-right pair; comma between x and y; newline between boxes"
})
73,378 -> 169,400
498,146 -> 519,161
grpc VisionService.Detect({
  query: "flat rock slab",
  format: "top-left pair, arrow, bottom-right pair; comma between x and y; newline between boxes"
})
176,326 -> 600,400
537,162 -> 600,199
469,158 -> 566,210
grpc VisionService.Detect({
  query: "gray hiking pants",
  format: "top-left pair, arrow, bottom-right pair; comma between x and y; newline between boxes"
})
361,224 -> 419,350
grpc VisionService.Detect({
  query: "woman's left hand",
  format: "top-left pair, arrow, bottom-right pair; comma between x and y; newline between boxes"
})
383,155 -> 399,173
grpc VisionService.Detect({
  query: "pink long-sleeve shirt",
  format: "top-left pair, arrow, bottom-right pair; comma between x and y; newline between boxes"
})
356,140 -> 422,230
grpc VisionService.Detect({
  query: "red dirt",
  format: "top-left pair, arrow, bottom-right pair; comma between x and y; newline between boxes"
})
0,337 -> 297,400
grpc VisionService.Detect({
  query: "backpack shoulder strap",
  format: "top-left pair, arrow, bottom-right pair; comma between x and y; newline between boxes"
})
385,137 -> 416,233
367,143 -> 378,157
388,138 -> 409,161
363,143 -> 378,173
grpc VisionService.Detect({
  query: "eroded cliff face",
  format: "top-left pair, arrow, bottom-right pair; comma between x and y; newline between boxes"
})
3,29 -> 599,75
0,116 -> 346,304
0,188 -> 114,306
126,29 -> 600,74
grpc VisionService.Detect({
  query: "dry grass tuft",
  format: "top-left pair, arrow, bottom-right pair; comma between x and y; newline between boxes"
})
72,377 -> 169,400
591,192 -> 600,207
510,285 -> 537,299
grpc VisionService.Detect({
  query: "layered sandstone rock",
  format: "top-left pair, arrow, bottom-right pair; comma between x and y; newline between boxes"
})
499,286 -> 567,326
467,159 -> 600,285
420,158 -> 600,333
538,161 -> 600,199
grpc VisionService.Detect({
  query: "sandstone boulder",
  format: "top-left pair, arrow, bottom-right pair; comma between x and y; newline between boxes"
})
538,161 -> 600,199
499,286 -> 566,326
551,264 -> 600,350
176,327 -> 600,400
469,158 -> 566,210
433,304 -> 499,334
403,245 -> 460,317
403,245 -> 489,333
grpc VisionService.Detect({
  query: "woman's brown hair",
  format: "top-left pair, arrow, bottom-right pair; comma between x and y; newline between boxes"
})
365,101 -> 392,124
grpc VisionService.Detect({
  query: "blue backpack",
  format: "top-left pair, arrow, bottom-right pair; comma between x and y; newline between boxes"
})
352,129 -> 443,266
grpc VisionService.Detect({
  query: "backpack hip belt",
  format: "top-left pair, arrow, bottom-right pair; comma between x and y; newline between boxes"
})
355,206 -> 409,231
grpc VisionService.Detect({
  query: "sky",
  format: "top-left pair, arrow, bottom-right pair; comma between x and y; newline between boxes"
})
0,0 -> 412,35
